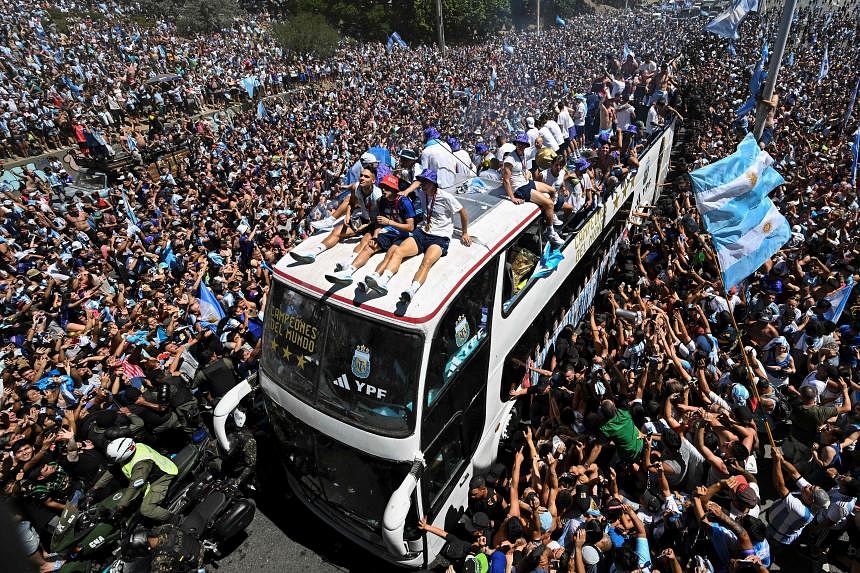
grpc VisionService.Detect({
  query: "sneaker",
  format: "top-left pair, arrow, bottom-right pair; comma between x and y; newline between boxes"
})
289,251 -> 316,264
364,272 -> 381,290
400,289 -> 413,304
371,277 -> 389,296
325,269 -> 353,285
310,216 -> 337,231
547,230 -> 564,248
551,214 -> 563,226
357,281 -> 368,293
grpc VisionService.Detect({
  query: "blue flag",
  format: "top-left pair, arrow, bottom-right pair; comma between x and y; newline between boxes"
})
822,278 -> 855,323
126,134 -> 138,152
623,42 -> 633,60
386,35 -> 394,53
240,76 -> 258,98
197,281 -> 226,327
391,31 -> 407,48
161,241 -> 177,268
727,42 -> 737,58
555,15 -> 566,26
787,52 -> 795,67
845,77 -> 860,129
257,100 -> 268,120
690,133 -> 790,288
705,0 -> 759,40
533,243 -> 565,279
851,127 -> 859,186
503,42 -> 514,55
120,186 -> 139,226
818,45 -> 829,83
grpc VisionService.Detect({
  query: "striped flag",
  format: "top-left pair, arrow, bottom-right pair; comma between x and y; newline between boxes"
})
844,76 -> 859,129
851,127 -> 859,186
822,278 -> 855,323
690,133 -> 790,288
818,45 -> 829,83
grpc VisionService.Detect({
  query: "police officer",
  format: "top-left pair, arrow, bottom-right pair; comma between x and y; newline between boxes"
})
130,525 -> 201,573
93,438 -> 178,522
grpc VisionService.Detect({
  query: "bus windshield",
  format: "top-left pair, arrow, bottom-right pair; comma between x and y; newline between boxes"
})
261,282 -> 422,437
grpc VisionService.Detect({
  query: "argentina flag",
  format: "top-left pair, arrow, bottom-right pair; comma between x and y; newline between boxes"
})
690,133 -> 790,289
705,0 -> 758,40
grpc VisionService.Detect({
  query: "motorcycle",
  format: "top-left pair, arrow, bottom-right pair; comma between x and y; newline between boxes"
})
51,439 -> 254,572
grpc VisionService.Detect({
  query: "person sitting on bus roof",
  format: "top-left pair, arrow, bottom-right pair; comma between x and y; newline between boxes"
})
324,174 -> 415,286
503,132 -> 565,248
289,167 -> 381,264
362,168 -> 471,303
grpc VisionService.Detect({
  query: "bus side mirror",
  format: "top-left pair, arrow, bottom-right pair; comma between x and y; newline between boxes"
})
382,454 -> 424,557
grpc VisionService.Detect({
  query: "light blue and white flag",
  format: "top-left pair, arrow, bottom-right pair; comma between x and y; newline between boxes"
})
822,278 -> 855,323
818,45 -> 829,83
240,75 -> 259,98
623,42 -> 633,60
851,127 -> 860,186
705,0 -> 759,40
256,100 -> 268,120
489,66 -> 497,91
503,42 -> 514,55
844,76 -> 859,129
690,133 -> 790,288
555,15 -> 566,26
727,42 -> 737,58
386,35 -> 394,53
390,31 -> 407,48
533,243 -> 565,279
787,52 -> 795,67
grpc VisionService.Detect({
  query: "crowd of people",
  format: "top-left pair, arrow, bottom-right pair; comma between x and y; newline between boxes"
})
0,0 -> 859,571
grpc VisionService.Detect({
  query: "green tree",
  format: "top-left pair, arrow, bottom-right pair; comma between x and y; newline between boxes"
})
176,0 -> 240,34
271,12 -> 340,57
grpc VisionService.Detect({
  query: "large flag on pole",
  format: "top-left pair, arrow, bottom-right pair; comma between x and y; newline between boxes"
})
706,0 -> 759,39
690,133 -> 791,288
555,15 -> 566,26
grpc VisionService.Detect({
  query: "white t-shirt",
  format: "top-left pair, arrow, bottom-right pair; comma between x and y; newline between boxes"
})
615,103 -> 635,130
557,108 -> 574,134
574,102 -> 587,127
526,127 -> 541,148
546,119 -> 566,147
417,188 -> 463,239
646,105 -> 662,134
496,142 -> 516,163
503,151 -> 531,191
541,167 -> 566,194
538,126 -> 560,151
421,139 -> 458,190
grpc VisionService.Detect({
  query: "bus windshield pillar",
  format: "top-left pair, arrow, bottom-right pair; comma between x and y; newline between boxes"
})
382,454 -> 425,557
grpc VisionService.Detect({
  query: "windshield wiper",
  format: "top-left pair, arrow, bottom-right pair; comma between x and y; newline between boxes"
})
323,499 -> 379,534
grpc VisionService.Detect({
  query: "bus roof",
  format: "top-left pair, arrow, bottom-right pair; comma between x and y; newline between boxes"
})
273,188 -> 540,328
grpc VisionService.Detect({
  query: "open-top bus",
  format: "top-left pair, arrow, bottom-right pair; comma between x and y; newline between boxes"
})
215,123 -> 676,568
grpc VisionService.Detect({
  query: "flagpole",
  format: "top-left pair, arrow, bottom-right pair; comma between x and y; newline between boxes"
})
703,234 -> 778,449
435,0 -> 446,54
753,0 -> 798,141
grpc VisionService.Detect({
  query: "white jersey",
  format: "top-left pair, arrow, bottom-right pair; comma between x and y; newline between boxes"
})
421,139 -> 458,190
503,150 -> 531,190
538,126 -> 560,151
545,119 -> 566,147
557,108 -> 574,135
416,188 -> 463,239
541,167 -> 566,194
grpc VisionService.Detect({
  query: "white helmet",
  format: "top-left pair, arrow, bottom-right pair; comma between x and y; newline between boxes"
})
106,438 -> 136,464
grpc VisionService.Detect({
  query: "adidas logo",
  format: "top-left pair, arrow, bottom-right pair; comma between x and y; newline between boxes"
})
332,374 -> 350,390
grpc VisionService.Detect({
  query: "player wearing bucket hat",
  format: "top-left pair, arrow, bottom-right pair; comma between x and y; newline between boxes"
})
502,134 -> 565,247
325,174 -> 415,286
362,168 -> 471,302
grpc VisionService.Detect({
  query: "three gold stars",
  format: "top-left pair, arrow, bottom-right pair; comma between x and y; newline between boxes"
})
275,342 -> 306,369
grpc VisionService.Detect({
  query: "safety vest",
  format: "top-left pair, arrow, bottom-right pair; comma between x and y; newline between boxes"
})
121,443 -> 178,479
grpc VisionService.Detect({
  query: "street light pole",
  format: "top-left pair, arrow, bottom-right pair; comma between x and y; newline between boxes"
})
537,0 -> 541,34
753,0 -> 797,141
435,0 -> 446,54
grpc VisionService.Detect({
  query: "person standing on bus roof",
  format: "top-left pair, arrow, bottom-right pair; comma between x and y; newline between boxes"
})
362,168 -> 471,303
503,132 -> 565,248
289,167 -> 382,264
324,174 -> 415,286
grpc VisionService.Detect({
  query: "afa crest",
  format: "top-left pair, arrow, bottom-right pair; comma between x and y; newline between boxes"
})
351,345 -> 371,379
454,314 -> 470,348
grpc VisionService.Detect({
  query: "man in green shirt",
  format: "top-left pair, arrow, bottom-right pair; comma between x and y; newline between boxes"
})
790,384 -> 850,446
586,399 -> 644,462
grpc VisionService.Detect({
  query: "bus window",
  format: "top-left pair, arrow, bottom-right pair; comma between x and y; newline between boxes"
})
502,220 -> 543,315
262,282 -> 423,437
424,258 -> 498,411
422,417 -> 465,511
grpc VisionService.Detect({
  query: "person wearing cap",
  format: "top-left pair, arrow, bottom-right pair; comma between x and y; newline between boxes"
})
397,148 -> 421,183
767,447 -> 830,547
339,151 -> 380,194
524,116 -> 541,148
447,137 -> 476,177
362,168 -> 471,302
290,167 -> 381,264
324,173 -> 415,285
537,154 -> 574,223
502,132 -> 565,247
419,126 -> 457,190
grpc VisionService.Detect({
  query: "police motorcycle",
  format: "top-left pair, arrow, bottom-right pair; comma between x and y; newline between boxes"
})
51,432 -> 255,572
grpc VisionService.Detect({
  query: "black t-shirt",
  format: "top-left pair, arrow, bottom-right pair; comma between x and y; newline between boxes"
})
163,375 -> 195,407
197,358 -> 237,399
60,447 -> 107,488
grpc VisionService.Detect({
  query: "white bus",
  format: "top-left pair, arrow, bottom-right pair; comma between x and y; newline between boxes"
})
216,124 -> 676,568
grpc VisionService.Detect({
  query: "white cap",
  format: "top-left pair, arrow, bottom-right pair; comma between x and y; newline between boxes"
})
71,240 -> 83,251
526,117 -> 536,128
360,152 -> 377,164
